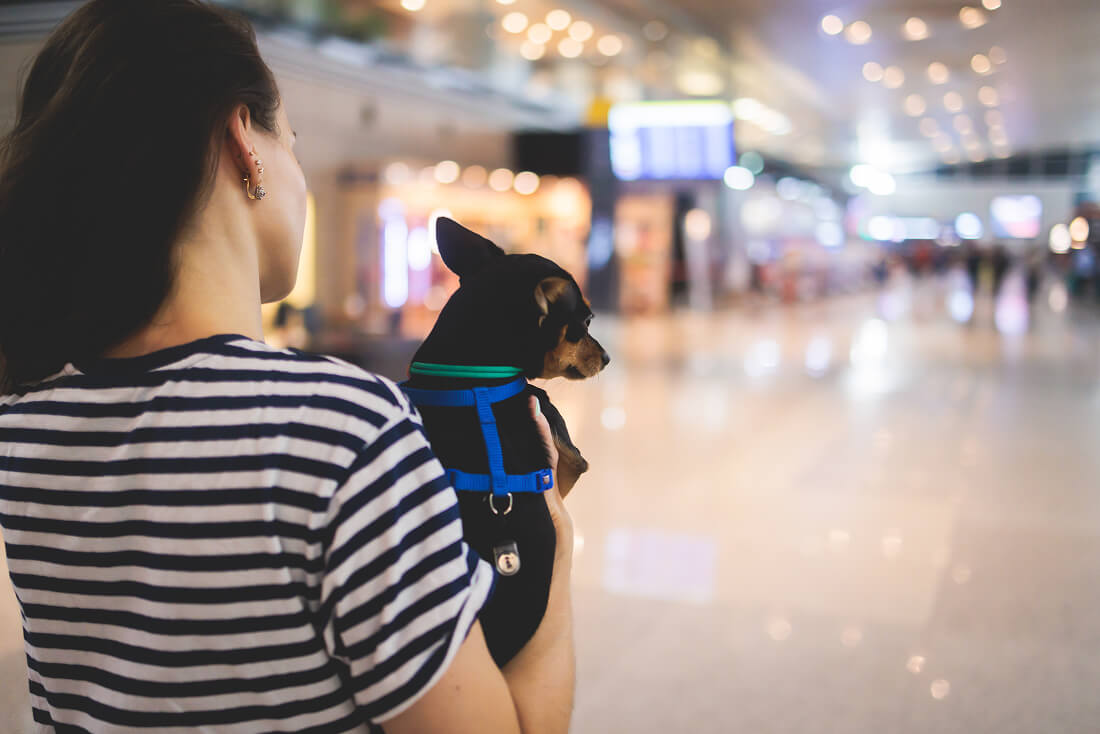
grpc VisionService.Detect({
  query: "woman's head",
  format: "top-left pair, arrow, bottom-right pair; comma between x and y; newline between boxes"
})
0,0 -> 306,392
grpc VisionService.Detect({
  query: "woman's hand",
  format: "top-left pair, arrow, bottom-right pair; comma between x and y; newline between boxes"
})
529,396 -> 572,564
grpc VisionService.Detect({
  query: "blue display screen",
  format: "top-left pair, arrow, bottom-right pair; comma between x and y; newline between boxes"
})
609,101 -> 735,181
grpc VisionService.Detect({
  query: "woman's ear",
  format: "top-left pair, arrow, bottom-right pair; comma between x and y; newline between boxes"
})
434,217 -> 505,279
534,277 -> 570,326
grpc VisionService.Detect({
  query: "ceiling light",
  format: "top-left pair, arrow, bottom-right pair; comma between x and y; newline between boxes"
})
569,20 -> 593,42
677,70 -> 724,96
644,20 -> 669,41
989,45 -> 1007,64
934,135 -> 954,153
433,160 -> 460,184
927,62 -> 950,84
513,171 -> 540,195
723,165 -> 755,190
1070,216 -> 1090,242
821,15 -> 844,35
863,62 -> 884,82
919,117 -> 939,137
519,40 -> 545,60
1050,223 -> 1071,253
597,34 -> 623,56
968,147 -> 987,162
461,165 -> 487,188
971,54 -> 992,74
528,23 -> 552,44
978,86 -> 1000,106
558,37 -> 583,58
954,114 -> 974,134
383,162 -> 410,185
959,7 -> 987,29
501,12 -> 528,33
989,126 -> 1008,146
903,17 -> 929,41
904,94 -> 927,116
488,168 -> 514,191
956,213 -> 983,239
849,164 -> 875,187
496,0 -> 516,4
684,209 -> 712,241
985,109 -> 1004,126
868,171 -> 896,196
400,0 -> 425,10
845,21 -> 872,44
733,97 -> 763,119
944,91 -> 964,112
546,9 -> 571,31
883,66 -> 905,88
732,98 -> 791,135
982,0 -> 1001,9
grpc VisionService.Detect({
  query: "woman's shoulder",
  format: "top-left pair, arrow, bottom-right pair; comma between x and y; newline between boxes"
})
218,337 -> 414,436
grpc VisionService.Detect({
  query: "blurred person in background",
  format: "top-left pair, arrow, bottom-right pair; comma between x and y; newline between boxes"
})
1026,250 -> 1044,306
991,244 -> 1011,298
0,1 -> 574,732
964,241 -> 983,294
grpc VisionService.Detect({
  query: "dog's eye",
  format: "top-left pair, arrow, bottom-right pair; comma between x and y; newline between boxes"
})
584,315 -> 592,328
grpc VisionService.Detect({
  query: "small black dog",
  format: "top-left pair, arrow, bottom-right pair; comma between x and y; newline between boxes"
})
402,217 -> 609,666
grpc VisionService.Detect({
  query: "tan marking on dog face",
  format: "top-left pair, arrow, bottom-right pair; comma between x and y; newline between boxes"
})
542,325 -> 606,379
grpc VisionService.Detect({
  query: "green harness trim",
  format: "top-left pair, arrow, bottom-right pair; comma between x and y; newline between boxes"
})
409,361 -> 524,379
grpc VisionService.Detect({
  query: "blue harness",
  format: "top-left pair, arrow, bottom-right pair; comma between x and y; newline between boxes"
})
399,377 -> 554,507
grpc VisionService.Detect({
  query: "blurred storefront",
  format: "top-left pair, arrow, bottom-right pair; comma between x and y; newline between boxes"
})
323,160 -> 591,340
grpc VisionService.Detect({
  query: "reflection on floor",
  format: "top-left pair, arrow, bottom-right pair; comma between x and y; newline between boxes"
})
2,277 -> 1099,732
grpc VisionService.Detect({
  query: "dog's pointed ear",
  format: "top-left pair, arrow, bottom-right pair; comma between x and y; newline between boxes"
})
434,217 -> 505,279
534,276 -> 571,325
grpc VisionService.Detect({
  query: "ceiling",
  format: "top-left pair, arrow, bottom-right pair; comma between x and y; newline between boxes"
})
298,0 -> 1100,172
671,0 -> 1100,171
3,0 -> 1098,176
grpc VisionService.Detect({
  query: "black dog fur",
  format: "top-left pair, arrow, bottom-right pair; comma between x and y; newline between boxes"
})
405,217 -> 608,666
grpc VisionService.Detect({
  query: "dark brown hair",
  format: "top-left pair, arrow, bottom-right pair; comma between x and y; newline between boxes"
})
0,0 -> 281,393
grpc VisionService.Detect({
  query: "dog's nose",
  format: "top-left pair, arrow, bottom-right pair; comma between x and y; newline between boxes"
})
600,351 -> 611,368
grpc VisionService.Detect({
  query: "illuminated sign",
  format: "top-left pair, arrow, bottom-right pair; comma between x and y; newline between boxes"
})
609,101 -> 735,181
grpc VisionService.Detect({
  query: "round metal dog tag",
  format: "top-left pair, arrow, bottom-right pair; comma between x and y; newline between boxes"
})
493,541 -> 521,576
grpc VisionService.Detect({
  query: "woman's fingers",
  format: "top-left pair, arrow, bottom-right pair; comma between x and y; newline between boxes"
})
530,397 -> 572,560
529,395 -> 559,469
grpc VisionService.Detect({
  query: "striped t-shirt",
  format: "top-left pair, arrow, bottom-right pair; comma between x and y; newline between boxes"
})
0,333 -> 495,733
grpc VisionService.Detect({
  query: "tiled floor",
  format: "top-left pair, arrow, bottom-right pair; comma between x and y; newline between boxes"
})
2,273 -> 1098,732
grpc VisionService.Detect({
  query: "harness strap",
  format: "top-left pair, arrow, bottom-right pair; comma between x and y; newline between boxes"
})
399,378 -> 552,498
445,468 -> 554,494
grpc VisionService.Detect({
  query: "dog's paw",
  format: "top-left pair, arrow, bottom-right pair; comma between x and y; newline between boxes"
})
554,437 -> 588,498
530,385 -> 588,498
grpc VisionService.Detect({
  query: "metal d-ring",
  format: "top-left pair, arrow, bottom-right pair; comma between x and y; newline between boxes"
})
489,492 -> 513,516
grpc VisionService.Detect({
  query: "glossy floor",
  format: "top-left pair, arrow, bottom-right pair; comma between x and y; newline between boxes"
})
2,275 -> 1098,733
557,279 -> 1099,734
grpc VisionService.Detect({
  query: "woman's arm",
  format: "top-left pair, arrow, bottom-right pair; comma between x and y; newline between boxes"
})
385,396 -> 575,734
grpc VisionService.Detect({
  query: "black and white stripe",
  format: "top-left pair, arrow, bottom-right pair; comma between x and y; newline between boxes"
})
0,334 -> 494,732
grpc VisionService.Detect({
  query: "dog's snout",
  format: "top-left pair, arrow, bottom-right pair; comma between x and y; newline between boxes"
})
600,350 -> 610,368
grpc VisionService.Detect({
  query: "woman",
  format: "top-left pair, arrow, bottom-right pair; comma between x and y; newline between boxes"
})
0,1 -> 575,732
